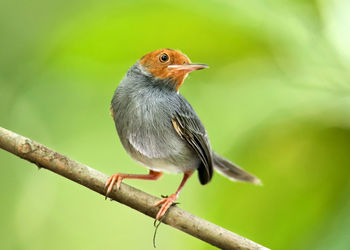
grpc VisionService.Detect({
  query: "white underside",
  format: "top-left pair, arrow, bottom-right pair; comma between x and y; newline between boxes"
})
132,156 -> 197,173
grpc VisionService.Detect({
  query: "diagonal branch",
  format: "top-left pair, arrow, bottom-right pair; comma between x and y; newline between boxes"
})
0,126 -> 268,250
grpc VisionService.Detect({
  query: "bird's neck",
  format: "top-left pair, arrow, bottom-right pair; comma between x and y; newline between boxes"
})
127,63 -> 178,92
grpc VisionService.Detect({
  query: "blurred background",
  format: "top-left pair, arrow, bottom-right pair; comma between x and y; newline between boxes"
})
1,0 -> 350,249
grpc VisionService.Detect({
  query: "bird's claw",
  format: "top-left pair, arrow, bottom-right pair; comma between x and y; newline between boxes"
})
104,173 -> 124,200
154,193 -> 178,220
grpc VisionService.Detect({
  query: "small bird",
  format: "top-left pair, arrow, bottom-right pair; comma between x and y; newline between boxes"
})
106,49 -> 261,220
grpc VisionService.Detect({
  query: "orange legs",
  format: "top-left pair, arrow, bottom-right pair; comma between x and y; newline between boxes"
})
154,171 -> 193,220
105,169 -> 193,220
105,170 -> 163,198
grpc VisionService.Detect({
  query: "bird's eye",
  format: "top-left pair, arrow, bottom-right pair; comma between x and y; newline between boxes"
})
159,53 -> 169,63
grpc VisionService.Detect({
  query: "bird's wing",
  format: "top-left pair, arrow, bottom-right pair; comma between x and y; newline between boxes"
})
172,109 -> 213,185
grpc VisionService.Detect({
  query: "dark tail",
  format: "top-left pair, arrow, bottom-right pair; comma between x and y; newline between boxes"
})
213,152 -> 261,185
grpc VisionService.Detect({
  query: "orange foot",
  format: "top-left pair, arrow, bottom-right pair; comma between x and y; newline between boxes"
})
104,171 -> 163,199
154,193 -> 178,220
105,173 -> 125,198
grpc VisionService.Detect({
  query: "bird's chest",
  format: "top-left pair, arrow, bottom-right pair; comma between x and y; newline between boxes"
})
117,93 -> 169,135
112,88 -> 181,159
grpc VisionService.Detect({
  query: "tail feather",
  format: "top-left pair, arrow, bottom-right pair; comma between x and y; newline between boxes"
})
213,152 -> 262,185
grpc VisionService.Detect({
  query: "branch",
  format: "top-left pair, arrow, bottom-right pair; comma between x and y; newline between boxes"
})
0,126 -> 268,250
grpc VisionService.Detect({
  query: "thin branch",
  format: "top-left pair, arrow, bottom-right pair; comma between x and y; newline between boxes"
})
0,126 -> 268,250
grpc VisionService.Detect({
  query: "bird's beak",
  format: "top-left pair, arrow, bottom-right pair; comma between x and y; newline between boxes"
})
168,63 -> 209,73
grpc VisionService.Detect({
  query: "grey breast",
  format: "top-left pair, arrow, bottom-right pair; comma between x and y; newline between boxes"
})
111,67 -> 199,172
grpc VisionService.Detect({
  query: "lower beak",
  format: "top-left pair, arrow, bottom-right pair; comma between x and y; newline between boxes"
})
168,63 -> 209,72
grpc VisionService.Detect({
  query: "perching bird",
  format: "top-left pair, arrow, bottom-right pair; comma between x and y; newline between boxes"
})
106,49 -> 261,220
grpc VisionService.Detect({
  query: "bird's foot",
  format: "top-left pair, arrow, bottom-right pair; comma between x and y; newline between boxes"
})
104,173 -> 125,199
154,193 -> 178,220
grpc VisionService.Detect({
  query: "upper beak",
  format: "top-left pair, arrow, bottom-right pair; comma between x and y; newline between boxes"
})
168,63 -> 209,72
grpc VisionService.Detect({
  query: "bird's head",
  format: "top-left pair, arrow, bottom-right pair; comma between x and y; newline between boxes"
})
139,49 -> 208,91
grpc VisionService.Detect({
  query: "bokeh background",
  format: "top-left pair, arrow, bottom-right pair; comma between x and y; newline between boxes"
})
1,0 -> 350,249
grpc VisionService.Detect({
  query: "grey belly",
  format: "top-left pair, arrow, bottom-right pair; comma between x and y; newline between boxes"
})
113,99 -> 200,173
124,128 -> 200,173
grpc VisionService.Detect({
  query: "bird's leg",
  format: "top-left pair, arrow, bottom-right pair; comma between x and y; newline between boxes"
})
105,170 -> 163,198
154,171 -> 193,220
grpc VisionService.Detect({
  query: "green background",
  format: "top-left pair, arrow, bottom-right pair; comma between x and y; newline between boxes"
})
1,0 -> 350,249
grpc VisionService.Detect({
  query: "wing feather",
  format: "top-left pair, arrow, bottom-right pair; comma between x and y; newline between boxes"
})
172,111 -> 213,185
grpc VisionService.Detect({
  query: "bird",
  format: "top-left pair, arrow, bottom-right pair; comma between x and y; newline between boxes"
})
106,48 -> 261,220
